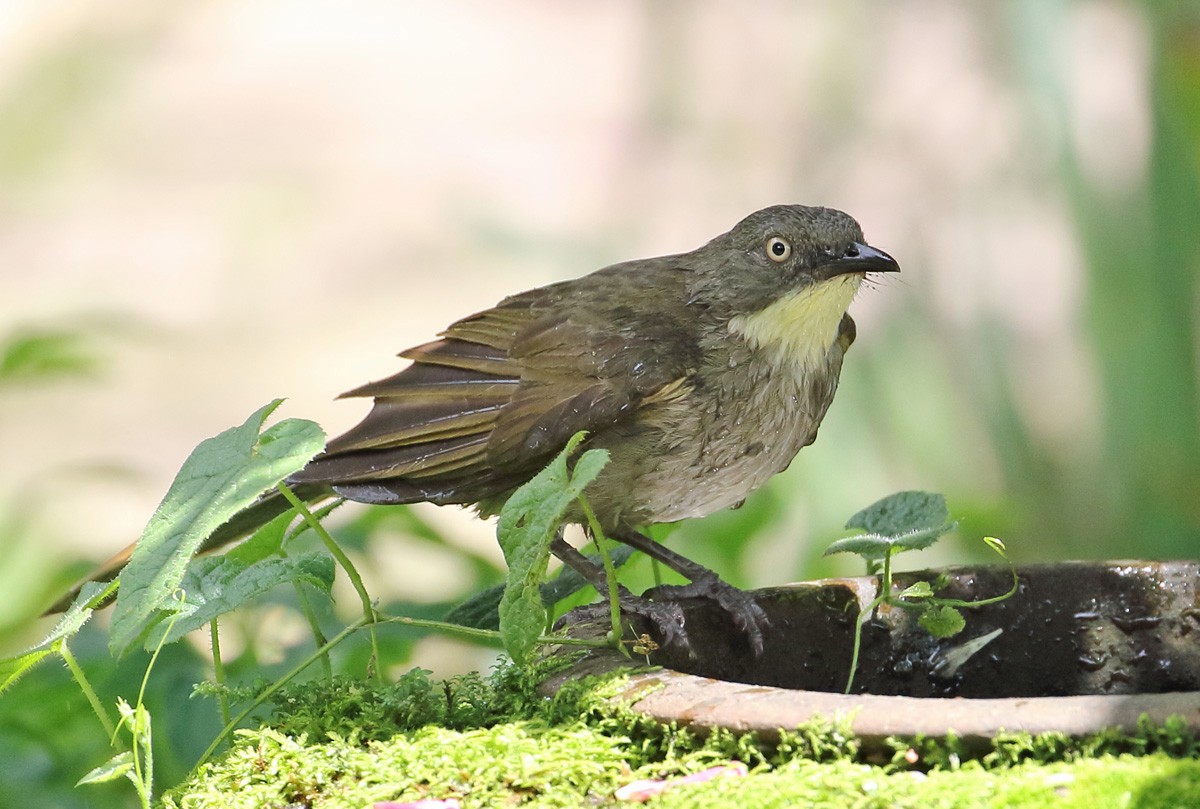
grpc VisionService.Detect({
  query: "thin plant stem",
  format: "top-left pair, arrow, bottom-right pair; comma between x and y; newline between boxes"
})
292,582 -> 333,679
936,563 -> 1020,609
576,493 -> 623,646
843,549 -> 897,695
380,614 -> 614,651
125,605 -> 180,808
209,619 -> 230,728
58,642 -> 116,738
275,483 -> 384,681
843,592 -> 887,695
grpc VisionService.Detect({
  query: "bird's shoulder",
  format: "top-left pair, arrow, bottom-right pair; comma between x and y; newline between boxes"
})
447,255 -> 704,386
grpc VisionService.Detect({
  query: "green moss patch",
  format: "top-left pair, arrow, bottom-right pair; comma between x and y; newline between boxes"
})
168,666 -> 1200,808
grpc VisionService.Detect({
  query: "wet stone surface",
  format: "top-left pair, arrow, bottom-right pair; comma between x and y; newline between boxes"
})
616,561 -> 1200,698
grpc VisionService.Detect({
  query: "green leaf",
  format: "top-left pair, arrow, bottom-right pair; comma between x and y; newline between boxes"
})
898,581 -> 935,600
919,604 -> 966,638
824,526 -> 948,559
225,509 -> 298,565
109,401 -> 325,657
827,492 -> 957,560
983,536 -> 1008,557
76,751 -> 134,786
443,584 -> 506,631
496,432 -> 609,666
0,648 -> 55,694
142,553 -> 335,650
845,491 -> 952,537
0,328 -> 101,381
823,535 -> 893,558
0,580 -> 109,694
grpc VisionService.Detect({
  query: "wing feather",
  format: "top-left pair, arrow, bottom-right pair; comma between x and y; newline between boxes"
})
291,262 -> 700,504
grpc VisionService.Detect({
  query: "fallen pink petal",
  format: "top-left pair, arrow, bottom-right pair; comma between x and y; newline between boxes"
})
615,762 -> 749,801
679,762 -> 749,784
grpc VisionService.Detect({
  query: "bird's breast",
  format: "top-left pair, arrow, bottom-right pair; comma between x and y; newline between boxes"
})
591,340 -> 846,527
728,274 -> 861,377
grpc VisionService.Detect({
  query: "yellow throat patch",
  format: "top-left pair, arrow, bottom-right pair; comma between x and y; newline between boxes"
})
729,274 -> 862,371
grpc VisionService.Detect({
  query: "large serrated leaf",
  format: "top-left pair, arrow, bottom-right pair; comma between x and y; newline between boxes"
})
824,524 -> 952,560
844,491 -> 951,537
496,432 -> 608,666
109,401 -> 325,656
143,553 -> 335,649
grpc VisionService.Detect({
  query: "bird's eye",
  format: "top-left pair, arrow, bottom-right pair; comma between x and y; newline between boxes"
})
765,236 -> 792,263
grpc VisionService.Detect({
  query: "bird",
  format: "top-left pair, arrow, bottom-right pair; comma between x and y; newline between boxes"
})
52,204 -> 898,653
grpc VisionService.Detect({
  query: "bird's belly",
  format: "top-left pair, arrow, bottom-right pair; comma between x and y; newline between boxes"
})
621,362 -> 840,525
636,416 -> 813,523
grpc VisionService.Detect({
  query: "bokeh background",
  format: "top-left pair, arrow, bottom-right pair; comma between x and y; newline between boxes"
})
1,1 -> 1198,805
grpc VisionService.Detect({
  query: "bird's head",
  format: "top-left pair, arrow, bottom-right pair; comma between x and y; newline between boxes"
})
688,204 -> 900,370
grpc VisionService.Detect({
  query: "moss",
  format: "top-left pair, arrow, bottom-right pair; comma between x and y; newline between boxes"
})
165,722 -> 632,808
168,663 -> 1200,808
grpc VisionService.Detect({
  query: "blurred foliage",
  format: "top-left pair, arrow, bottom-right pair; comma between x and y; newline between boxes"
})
992,0 -> 1200,560
1074,2 -> 1200,559
3,4 -> 1200,808
765,0 -> 1200,570
0,623 -> 215,809
0,328 -> 103,383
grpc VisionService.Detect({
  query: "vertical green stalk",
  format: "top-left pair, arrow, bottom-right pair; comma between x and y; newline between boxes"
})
58,642 -> 116,738
209,619 -> 230,728
576,493 -> 624,647
276,483 -> 384,681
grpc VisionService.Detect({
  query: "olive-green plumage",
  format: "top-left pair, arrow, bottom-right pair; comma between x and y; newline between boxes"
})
52,204 -> 898,643
291,204 -> 897,531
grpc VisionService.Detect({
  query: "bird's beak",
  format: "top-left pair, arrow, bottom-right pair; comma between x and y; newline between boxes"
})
818,242 -> 900,278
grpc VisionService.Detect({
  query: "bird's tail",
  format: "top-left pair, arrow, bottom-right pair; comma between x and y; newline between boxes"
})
43,483 -> 332,615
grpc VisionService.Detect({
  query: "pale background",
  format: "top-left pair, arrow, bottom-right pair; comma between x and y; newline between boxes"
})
2,1 -> 1194,673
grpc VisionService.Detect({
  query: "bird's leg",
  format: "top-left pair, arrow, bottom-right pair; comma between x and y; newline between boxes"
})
549,533 -> 687,651
611,529 -> 769,656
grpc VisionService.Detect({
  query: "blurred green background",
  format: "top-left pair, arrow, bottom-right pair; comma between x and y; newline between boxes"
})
1,1 -> 1198,806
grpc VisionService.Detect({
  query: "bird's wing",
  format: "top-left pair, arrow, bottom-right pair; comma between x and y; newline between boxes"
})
289,276 -> 697,504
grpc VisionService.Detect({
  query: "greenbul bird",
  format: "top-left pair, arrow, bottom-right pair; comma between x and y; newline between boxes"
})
53,204 -> 899,652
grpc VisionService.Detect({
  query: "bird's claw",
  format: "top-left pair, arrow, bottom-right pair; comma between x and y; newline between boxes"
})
558,578 -> 769,657
644,576 -> 769,656
557,587 -> 689,653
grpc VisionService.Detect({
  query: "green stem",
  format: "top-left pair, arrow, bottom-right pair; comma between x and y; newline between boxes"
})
58,642 -> 116,738
881,549 -> 894,602
276,484 -> 373,619
292,582 -> 333,679
843,592 -> 887,695
576,494 -> 623,647
380,614 -> 615,651
927,563 -> 1020,609
128,606 -> 179,808
276,483 -> 383,681
209,619 -> 231,728
843,551 -> 897,695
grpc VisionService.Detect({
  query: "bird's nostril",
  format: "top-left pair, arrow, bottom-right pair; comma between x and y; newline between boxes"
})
844,244 -> 860,258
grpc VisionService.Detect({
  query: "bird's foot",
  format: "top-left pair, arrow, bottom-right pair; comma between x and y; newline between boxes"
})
556,586 -> 689,653
644,575 -> 769,656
